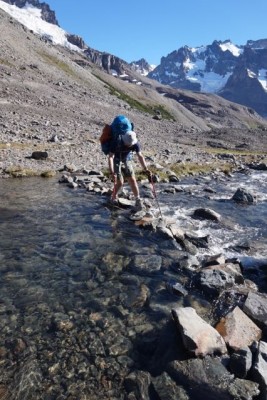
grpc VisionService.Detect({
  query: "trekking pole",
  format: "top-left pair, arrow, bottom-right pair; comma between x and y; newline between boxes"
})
149,176 -> 163,219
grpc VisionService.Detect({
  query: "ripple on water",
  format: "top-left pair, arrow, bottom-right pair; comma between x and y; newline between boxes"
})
0,173 -> 266,398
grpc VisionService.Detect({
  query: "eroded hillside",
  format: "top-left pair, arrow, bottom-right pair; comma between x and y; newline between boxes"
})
0,7 -> 267,176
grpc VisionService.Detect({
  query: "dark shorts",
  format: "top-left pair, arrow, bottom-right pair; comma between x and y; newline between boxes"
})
114,159 -> 135,178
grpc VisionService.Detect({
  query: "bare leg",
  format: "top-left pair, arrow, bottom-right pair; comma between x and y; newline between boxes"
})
127,176 -> 139,198
112,176 -> 124,200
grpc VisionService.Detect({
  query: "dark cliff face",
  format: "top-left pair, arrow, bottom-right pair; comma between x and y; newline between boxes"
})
219,66 -> 267,116
2,0 -> 58,25
66,34 -> 87,50
148,39 -> 267,117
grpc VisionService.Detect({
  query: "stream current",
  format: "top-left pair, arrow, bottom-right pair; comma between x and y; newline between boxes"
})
0,170 -> 266,399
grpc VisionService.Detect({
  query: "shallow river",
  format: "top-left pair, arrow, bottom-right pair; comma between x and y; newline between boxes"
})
0,170 -> 266,399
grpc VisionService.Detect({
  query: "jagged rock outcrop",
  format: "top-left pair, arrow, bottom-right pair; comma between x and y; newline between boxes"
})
130,58 -> 154,76
66,34 -> 87,50
84,47 -> 126,75
2,0 -> 58,25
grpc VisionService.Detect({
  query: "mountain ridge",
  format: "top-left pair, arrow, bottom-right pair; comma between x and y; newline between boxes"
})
0,0 -> 267,178
1,0 -> 267,118
148,39 -> 267,117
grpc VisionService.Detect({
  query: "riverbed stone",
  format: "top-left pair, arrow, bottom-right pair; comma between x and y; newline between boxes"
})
175,254 -> 200,271
197,268 -> 236,296
228,378 -> 259,400
184,233 -> 209,248
152,372 -> 189,400
101,252 -> 131,274
192,207 -> 221,222
229,347 -> 252,378
203,263 -> 244,284
243,291 -> 267,328
232,188 -> 255,203
166,357 -> 232,398
172,307 -> 227,356
119,283 -> 150,308
124,370 -> 151,400
216,306 -> 262,351
133,254 -> 162,274
252,341 -> 267,398
203,253 -> 226,267
51,313 -> 74,332
165,281 -> 188,297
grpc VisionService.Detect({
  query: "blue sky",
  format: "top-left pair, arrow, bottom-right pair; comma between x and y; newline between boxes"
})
46,0 -> 267,65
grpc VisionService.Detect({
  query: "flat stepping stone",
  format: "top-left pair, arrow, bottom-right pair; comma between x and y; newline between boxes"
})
129,210 -> 147,221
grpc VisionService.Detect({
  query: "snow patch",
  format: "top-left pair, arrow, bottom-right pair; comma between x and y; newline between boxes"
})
258,69 -> 267,91
247,69 -> 257,78
183,57 -> 230,92
219,42 -> 242,57
0,0 -> 80,51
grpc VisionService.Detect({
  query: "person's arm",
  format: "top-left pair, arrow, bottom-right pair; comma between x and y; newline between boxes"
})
137,152 -> 152,179
137,151 -> 148,170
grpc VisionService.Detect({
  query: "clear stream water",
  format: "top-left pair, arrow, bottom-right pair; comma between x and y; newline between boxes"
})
0,170 -> 266,399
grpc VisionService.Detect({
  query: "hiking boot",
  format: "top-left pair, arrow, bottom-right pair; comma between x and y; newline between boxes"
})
133,198 -> 143,212
109,197 -> 119,206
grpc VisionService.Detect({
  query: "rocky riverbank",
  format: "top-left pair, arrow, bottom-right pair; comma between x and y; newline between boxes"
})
1,167 -> 267,399
49,166 -> 267,400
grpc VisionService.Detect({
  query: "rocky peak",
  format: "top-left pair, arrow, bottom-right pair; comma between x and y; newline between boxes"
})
1,0 -> 58,25
148,39 -> 267,117
247,39 -> 267,49
130,58 -> 154,76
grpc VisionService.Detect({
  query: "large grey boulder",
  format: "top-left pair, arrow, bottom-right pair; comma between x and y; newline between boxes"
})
243,291 -> 267,328
252,341 -> 267,399
172,307 -> 227,356
216,306 -> 262,351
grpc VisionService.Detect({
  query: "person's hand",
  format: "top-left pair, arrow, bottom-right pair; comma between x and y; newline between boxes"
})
110,173 -> 116,182
144,169 -> 152,181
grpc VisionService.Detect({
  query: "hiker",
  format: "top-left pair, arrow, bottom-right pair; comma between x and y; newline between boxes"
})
108,130 -> 152,211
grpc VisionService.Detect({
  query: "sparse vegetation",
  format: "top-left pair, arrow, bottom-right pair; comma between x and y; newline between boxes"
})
40,170 -> 57,178
4,165 -> 57,178
4,165 -> 40,177
93,74 -> 175,120
0,59 -> 13,67
135,160 -> 234,181
37,51 -> 79,78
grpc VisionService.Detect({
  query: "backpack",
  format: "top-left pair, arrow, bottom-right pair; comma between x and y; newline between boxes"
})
100,115 -> 133,155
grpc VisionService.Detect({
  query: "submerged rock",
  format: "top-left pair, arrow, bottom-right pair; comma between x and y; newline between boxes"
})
152,372 -> 189,400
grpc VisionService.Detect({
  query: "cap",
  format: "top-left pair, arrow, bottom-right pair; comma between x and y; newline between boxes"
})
122,131 -> 137,146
